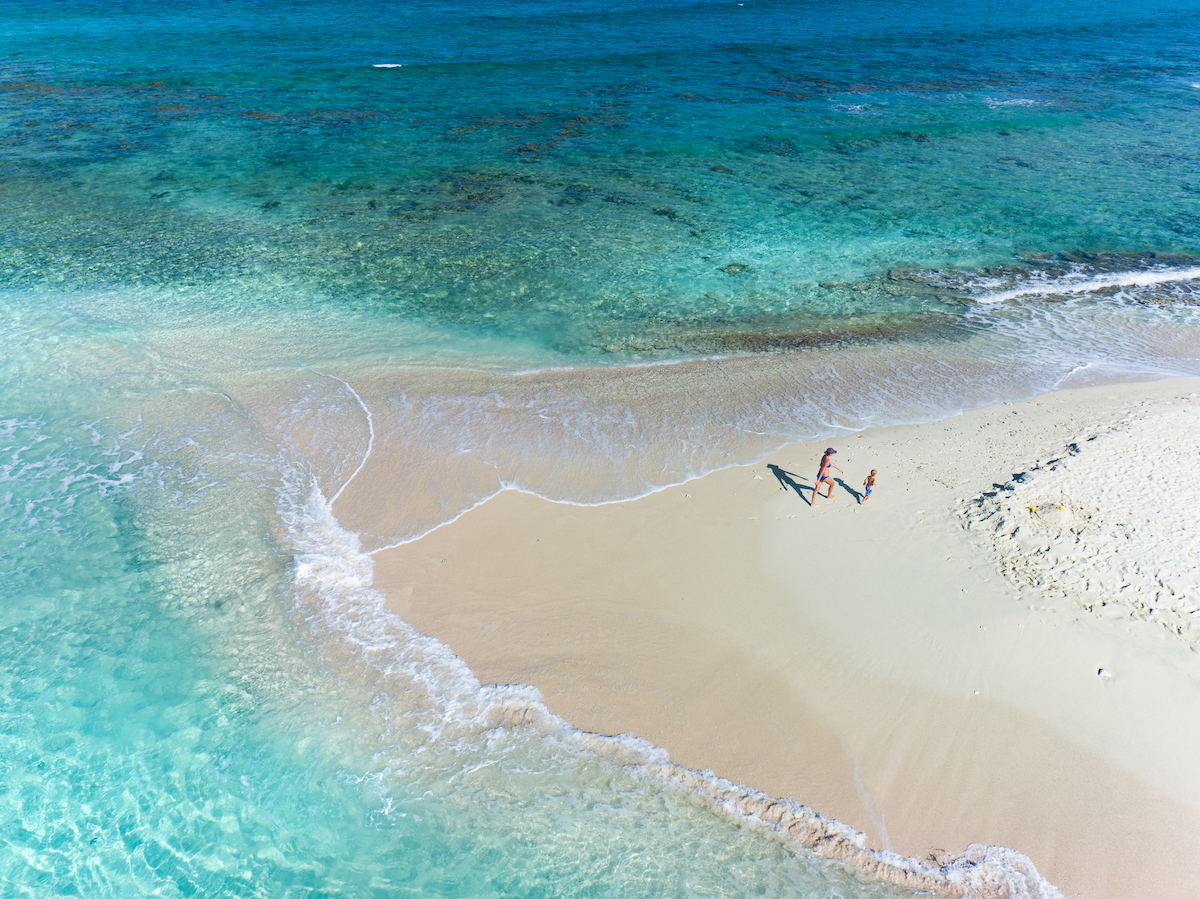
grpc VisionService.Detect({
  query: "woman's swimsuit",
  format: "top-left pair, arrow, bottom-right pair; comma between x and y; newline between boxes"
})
817,456 -> 834,482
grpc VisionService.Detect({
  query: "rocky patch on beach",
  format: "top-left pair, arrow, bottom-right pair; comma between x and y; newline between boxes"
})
960,404 -> 1200,649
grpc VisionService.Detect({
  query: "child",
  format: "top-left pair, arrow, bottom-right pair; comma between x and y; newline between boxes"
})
860,469 -> 877,504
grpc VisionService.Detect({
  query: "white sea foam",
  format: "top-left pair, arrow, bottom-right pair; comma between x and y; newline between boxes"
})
972,266 -> 1200,304
318,372 -> 375,505
984,97 -> 1041,109
372,63 -> 403,68
503,352 -> 727,378
279,466 -> 1064,898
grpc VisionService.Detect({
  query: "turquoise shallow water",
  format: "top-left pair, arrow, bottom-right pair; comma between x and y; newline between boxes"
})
0,324 -> 920,897
4,0 -> 1200,362
3,0 -> 1200,895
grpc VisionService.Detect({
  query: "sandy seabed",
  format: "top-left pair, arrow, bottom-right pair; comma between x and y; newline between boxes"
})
336,376 -> 1200,899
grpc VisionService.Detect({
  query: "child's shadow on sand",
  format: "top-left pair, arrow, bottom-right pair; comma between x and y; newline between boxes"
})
767,464 -> 810,499
834,477 -> 863,503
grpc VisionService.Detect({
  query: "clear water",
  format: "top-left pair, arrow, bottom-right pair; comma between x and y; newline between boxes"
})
0,317 -> 910,897
3,0 -> 1200,894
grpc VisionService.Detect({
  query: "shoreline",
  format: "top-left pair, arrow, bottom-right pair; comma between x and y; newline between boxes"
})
357,376 -> 1200,899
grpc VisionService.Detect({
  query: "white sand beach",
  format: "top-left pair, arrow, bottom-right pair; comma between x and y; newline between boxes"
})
319,376 -> 1200,899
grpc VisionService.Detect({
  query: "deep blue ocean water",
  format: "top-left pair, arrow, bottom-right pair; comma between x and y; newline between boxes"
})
3,0 -> 1200,895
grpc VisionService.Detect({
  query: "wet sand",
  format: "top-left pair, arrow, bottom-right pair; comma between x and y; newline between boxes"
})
350,377 -> 1200,899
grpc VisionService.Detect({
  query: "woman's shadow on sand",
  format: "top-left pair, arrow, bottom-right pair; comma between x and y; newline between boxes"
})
768,464 -> 861,502
767,464 -> 810,499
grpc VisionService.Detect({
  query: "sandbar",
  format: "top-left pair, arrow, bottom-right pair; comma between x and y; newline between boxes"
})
352,377 -> 1200,898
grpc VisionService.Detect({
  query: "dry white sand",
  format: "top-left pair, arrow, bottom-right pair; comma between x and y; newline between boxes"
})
344,377 -> 1200,899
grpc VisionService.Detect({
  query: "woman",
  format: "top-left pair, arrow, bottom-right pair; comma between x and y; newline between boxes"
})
810,447 -> 842,506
